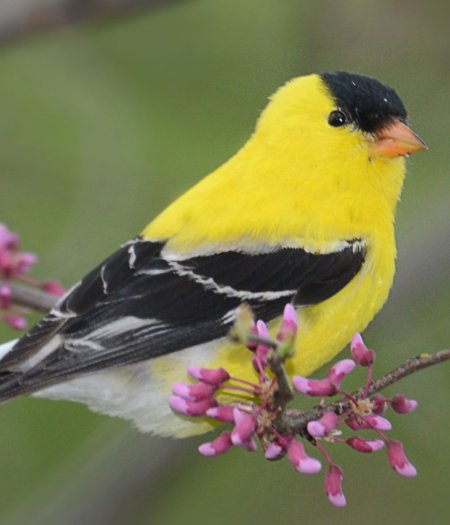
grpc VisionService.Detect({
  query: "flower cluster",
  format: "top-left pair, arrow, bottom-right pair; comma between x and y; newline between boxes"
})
169,305 -> 418,508
0,223 -> 64,330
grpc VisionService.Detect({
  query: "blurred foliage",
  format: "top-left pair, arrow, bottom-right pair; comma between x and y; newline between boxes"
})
0,1 -> 449,524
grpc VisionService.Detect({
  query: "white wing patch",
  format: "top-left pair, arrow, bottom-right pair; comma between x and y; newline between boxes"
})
167,260 -> 296,301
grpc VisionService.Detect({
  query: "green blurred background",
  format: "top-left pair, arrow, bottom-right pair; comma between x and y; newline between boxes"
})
0,1 -> 449,524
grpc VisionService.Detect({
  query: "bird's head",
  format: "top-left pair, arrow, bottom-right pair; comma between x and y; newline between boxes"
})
253,71 -> 426,207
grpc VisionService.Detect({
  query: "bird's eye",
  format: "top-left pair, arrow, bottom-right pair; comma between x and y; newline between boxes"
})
328,110 -> 350,127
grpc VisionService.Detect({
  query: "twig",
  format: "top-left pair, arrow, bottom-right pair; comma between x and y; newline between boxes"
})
2,281 -> 57,312
280,349 -> 450,434
0,0 -> 186,47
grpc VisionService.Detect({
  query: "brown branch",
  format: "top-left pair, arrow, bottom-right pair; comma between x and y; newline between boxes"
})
279,349 -> 450,435
3,281 -> 57,312
0,0 -> 187,47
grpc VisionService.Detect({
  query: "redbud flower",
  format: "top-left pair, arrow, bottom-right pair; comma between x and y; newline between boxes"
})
293,376 -> 336,396
4,315 -> 27,330
0,284 -> 12,308
42,280 -> 65,296
351,333 -> 376,367
198,431 -> 234,457
231,408 -> 256,446
15,252 -> 38,274
328,359 -> 356,387
387,440 -> 417,477
206,405 -> 235,423
391,394 -> 418,414
252,320 -> 270,372
325,464 -> 346,507
346,414 -> 392,431
173,381 -> 217,401
287,440 -> 322,474
372,394 -> 388,415
264,440 -> 285,460
187,366 -> 230,385
277,303 -> 298,342
307,411 -> 338,438
169,395 -> 217,417
346,436 -> 385,453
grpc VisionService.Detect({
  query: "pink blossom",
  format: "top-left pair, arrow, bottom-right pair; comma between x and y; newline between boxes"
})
327,359 -> 356,387
391,394 -> 418,414
307,411 -> 338,438
4,314 -> 27,330
172,381 -> 217,401
351,333 -> 376,367
187,366 -> 230,385
372,394 -> 388,415
264,441 -> 285,460
15,252 -> 38,274
231,408 -> 256,446
42,280 -> 65,296
293,376 -> 337,396
325,464 -> 346,507
0,284 -> 12,308
277,303 -> 298,342
169,395 -> 216,417
346,436 -> 385,453
198,431 -> 234,456
252,320 -> 270,372
206,405 -> 235,423
287,440 -> 322,474
346,414 -> 392,431
0,224 -> 19,250
387,440 -> 417,477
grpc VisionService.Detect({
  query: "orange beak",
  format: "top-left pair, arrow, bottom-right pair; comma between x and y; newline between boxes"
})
371,120 -> 427,158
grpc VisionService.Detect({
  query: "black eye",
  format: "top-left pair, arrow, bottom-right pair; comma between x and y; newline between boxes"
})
328,110 -> 350,127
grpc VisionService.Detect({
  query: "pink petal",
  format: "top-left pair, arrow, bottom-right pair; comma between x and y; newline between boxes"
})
172,381 -> 216,401
350,332 -> 376,367
293,376 -> 336,396
169,396 -> 216,416
387,440 -> 417,477
206,405 -> 235,423
327,359 -> 356,387
187,366 -> 230,385
325,464 -> 346,507
391,394 -> 418,414
198,431 -> 234,456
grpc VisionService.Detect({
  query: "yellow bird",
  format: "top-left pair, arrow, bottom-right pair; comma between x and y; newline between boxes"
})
0,71 -> 426,437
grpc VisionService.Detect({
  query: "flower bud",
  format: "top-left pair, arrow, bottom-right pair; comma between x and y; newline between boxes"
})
327,359 -> 356,387
169,396 -> 217,417
307,411 -> 338,438
206,405 -> 235,423
293,376 -> 337,397
325,464 -> 346,507
387,440 -> 417,477
4,315 -> 27,330
42,280 -> 65,296
198,431 -> 234,456
172,381 -> 217,401
231,408 -> 256,446
0,284 -> 12,308
346,436 -> 385,453
187,366 -> 230,385
350,333 -> 376,367
287,440 -> 322,474
391,394 -> 418,414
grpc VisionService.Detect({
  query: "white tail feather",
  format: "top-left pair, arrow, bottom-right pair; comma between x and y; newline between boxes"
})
0,339 -> 18,361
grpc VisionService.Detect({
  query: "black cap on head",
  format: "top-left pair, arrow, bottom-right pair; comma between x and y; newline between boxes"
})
321,71 -> 407,133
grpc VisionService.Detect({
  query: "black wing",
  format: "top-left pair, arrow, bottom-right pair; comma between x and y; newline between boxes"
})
0,237 -> 365,399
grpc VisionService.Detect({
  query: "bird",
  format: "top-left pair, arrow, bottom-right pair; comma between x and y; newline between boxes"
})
0,71 -> 426,437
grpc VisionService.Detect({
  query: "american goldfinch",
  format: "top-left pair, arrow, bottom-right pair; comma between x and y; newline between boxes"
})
0,71 -> 426,437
